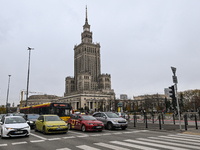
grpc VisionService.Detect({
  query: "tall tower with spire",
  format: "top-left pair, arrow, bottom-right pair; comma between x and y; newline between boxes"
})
65,6 -> 112,96
73,6 -> 101,91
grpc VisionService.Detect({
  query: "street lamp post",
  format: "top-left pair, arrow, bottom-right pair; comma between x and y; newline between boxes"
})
6,75 -> 11,114
26,47 -> 34,106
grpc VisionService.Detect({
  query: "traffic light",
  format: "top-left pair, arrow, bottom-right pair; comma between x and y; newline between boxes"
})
169,85 -> 177,109
168,85 -> 175,99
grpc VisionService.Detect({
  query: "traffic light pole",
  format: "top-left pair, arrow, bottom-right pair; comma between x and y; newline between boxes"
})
171,66 -> 182,131
174,83 -> 182,131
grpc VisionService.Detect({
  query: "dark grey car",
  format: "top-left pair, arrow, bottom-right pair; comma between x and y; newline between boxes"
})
93,112 -> 128,130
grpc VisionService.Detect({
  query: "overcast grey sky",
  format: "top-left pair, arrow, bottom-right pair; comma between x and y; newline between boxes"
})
1,0 -> 200,106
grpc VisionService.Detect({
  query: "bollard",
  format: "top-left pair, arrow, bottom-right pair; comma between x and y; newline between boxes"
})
146,115 -> 148,128
152,114 -> 154,124
173,114 -> 175,125
195,114 -> 198,130
134,115 -> 136,127
162,114 -> 164,124
159,115 -> 161,130
184,114 -> 187,131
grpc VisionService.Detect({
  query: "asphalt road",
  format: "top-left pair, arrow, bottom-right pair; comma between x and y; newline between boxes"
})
1,128 -> 200,150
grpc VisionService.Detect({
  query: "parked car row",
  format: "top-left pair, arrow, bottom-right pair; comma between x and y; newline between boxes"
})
0,111 -> 128,138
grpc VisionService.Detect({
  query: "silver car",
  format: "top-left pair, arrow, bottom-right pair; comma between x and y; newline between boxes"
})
93,112 -> 128,130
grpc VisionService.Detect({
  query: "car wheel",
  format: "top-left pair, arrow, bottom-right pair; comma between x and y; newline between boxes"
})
107,122 -> 113,130
1,130 -> 4,139
98,130 -> 102,132
34,125 -> 38,132
81,124 -> 86,132
68,123 -> 71,130
43,126 -> 46,135
122,127 -> 126,130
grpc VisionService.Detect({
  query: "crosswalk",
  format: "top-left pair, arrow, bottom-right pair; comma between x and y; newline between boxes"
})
57,133 -> 200,150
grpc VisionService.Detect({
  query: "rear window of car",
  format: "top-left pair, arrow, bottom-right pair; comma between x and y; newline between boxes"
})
105,112 -> 120,118
27,114 -> 39,119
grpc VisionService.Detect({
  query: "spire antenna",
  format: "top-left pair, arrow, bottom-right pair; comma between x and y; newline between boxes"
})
85,5 -> 88,22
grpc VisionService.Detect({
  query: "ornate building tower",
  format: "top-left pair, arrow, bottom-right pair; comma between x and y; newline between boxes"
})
74,6 -> 101,91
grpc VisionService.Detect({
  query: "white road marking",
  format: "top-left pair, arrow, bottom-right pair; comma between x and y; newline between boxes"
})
169,134 -> 200,139
101,133 -> 111,135
30,140 -> 45,143
112,132 -> 122,134
179,133 -> 200,137
30,133 -> 47,140
125,139 -> 188,150
48,138 -> 61,141
94,142 -> 130,150
149,136 -> 200,146
12,141 -> 27,145
0,144 -> 7,146
123,132 -> 132,133
68,131 -> 87,135
90,134 -> 101,136
138,138 -> 200,149
159,135 -> 200,142
110,141 -> 159,150
63,136 -> 76,139
56,148 -> 71,150
77,135 -> 89,138
76,145 -> 100,150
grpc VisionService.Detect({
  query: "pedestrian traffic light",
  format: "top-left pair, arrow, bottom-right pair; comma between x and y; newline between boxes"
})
169,85 -> 175,98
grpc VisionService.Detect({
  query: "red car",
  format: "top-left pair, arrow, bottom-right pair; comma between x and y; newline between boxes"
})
67,115 -> 104,132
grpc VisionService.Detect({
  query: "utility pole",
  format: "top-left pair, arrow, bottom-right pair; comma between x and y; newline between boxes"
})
26,47 -> 34,106
6,75 -> 11,114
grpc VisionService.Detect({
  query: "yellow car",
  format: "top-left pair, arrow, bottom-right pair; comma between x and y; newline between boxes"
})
35,115 -> 68,134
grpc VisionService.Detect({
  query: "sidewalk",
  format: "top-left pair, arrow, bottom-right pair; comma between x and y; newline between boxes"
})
127,120 -> 200,135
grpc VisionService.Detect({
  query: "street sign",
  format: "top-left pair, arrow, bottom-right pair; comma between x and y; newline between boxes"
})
172,75 -> 178,83
171,66 -> 176,75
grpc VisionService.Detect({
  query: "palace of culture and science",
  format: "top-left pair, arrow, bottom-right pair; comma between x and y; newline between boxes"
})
60,7 -> 115,111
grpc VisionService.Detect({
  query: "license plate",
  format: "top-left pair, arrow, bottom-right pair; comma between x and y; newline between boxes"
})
96,126 -> 102,128
56,128 -> 63,130
15,131 -> 23,134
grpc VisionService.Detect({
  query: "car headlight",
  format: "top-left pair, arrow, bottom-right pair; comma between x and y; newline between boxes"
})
87,123 -> 93,125
113,120 -> 118,123
5,127 -> 12,130
24,126 -> 30,129
46,125 -> 53,127
30,121 -> 33,124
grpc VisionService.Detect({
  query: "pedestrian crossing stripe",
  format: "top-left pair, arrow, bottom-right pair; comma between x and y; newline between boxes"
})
109,141 -> 159,150
76,145 -> 100,150
148,136 -> 200,146
137,138 -> 199,150
159,135 -> 200,142
94,142 -> 130,150
124,139 -> 187,150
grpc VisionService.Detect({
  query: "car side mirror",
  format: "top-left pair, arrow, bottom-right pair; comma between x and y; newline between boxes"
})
39,120 -> 43,122
103,116 -> 107,119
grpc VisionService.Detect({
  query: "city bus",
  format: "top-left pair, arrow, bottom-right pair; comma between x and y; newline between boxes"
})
20,102 -> 72,122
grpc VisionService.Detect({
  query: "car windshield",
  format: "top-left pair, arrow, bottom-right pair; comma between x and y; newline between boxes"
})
121,113 -> 126,115
82,116 -> 97,120
45,116 -> 62,121
27,114 -> 39,119
105,112 -> 120,118
5,117 -> 26,124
